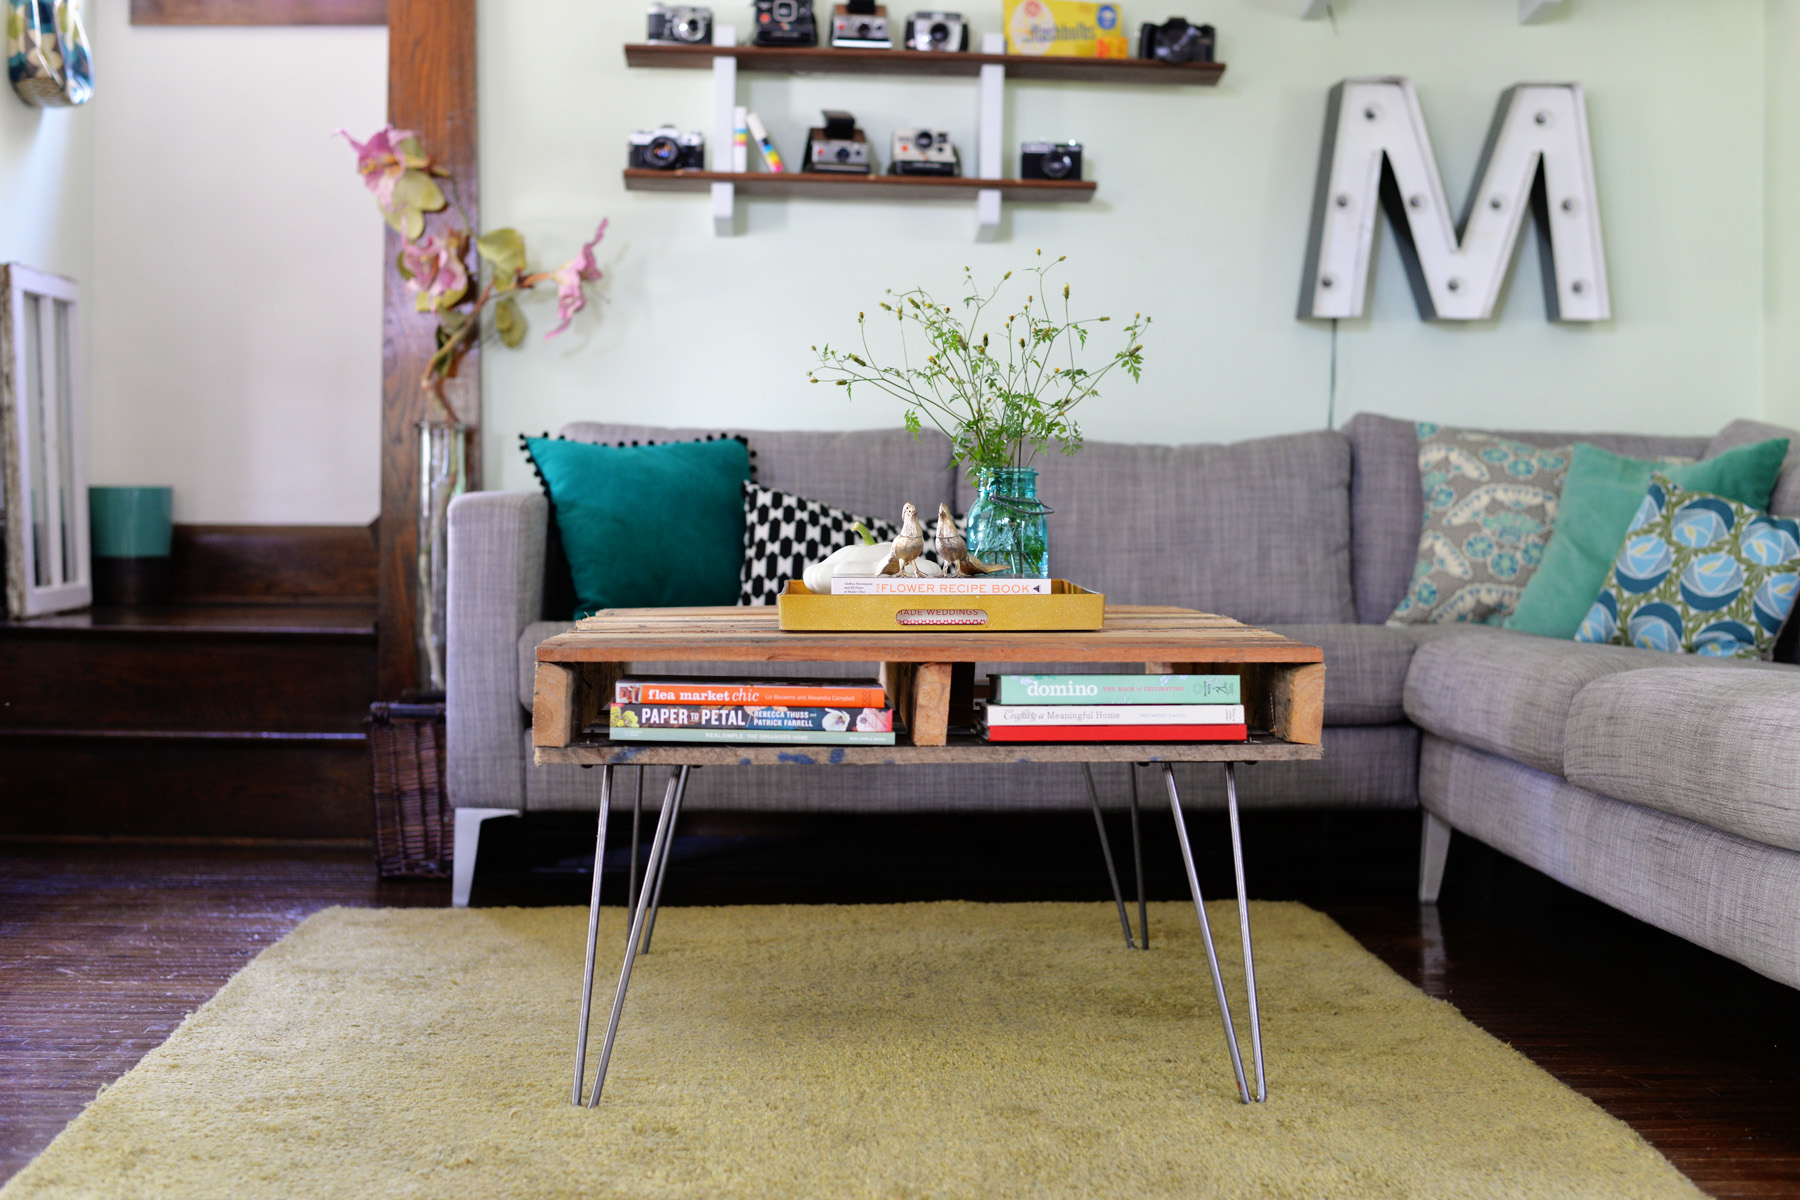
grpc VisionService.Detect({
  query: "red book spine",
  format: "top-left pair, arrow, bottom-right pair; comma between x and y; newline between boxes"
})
980,724 -> 1249,743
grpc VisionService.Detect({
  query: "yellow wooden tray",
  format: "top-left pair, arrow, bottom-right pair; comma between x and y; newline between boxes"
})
777,580 -> 1105,632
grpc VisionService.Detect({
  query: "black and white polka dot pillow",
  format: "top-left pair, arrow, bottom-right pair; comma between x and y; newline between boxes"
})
738,483 -> 899,605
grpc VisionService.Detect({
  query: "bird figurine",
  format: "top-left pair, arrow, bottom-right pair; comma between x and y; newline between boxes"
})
934,502 -> 1008,576
878,502 -> 927,577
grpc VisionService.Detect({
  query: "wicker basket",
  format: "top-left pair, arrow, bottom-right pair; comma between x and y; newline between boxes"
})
367,701 -> 452,878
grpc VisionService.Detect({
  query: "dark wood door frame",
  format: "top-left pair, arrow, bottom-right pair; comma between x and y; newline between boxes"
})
381,0 -> 479,697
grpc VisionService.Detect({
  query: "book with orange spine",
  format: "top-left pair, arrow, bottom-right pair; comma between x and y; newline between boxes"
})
613,676 -> 886,708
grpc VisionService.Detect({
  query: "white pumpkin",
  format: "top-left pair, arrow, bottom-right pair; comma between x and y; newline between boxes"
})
802,541 -> 893,593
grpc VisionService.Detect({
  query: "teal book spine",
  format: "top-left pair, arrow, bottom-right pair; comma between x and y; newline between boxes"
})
607,726 -> 896,747
990,674 -> 1241,705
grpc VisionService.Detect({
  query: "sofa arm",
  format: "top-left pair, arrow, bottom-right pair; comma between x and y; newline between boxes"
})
447,490 -> 548,809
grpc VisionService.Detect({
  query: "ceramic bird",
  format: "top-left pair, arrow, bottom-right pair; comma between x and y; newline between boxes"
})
879,502 -> 926,576
934,503 -> 1007,576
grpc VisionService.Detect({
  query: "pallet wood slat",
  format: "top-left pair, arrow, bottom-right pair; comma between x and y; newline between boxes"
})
535,735 -> 1321,768
909,663 -> 953,747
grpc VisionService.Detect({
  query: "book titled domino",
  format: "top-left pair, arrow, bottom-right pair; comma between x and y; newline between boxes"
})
989,674 -> 1241,705
982,704 -> 1246,727
834,576 -> 1053,596
612,703 -> 893,733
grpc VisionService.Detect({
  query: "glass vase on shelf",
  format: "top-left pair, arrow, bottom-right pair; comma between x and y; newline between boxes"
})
964,467 -> 1051,578
416,418 -> 468,696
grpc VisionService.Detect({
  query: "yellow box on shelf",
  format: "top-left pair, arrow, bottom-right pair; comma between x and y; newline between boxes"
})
1003,0 -> 1131,57
776,580 -> 1106,632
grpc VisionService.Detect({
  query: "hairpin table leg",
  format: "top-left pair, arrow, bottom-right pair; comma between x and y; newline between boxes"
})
570,765 -> 613,1105
1223,763 -> 1266,1102
1163,764 -> 1251,1104
1083,764 -> 1136,949
1129,765 -> 1147,950
589,766 -> 687,1107
639,765 -> 690,955
626,767 -> 644,941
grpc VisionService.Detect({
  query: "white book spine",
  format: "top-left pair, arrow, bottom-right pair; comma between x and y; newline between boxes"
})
982,704 -> 1248,727
833,576 -> 1053,596
732,105 -> 749,173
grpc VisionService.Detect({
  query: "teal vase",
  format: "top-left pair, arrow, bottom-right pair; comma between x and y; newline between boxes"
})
965,467 -> 1051,578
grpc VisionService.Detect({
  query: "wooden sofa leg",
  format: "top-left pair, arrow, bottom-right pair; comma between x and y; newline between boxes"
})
453,808 -> 520,908
1418,811 -> 1452,904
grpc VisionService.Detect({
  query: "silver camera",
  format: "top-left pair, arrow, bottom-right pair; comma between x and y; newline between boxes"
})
831,1 -> 892,48
628,125 -> 705,170
646,3 -> 713,44
904,10 -> 967,50
889,127 -> 958,177
803,110 -> 873,174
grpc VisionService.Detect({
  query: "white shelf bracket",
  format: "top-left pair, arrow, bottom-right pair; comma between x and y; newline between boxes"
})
712,24 -> 738,236
974,31 -> 1005,241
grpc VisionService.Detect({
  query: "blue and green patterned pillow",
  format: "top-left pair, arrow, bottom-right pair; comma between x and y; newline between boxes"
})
1576,474 -> 1800,659
1388,423 -> 1572,626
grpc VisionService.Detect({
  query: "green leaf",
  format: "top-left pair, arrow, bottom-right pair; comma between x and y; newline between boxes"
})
494,296 -> 526,349
476,228 -> 528,286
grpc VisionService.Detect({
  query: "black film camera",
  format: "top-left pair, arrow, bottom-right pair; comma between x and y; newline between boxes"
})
628,126 -> 705,170
646,3 -> 713,44
804,110 -> 873,174
754,0 -> 818,46
832,0 -> 892,47
1020,141 -> 1082,181
889,127 -> 958,176
904,10 -> 968,50
1137,17 -> 1213,64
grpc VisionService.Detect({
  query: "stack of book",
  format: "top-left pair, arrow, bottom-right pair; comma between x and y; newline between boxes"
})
978,673 -> 1247,743
608,676 -> 895,747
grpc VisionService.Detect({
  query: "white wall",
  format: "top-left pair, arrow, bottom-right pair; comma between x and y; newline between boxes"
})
1766,0 -> 1800,430
0,91 -> 93,289
86,0 -> 386,524
479,0 -> 1771,497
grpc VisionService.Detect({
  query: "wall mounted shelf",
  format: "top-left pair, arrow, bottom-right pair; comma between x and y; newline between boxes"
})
623,169 -> 1095,203
623,42 -> 1225,86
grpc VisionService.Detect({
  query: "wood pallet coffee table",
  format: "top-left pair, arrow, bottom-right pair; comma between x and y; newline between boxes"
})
532,605 -> 1324,1109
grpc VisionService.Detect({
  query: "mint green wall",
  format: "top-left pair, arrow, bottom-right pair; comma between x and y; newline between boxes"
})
1765,0 -> 1800,431
479,0 -> 1770,494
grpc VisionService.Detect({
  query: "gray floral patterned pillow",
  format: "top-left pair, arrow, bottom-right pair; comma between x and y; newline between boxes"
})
1388,423 -> 1572,626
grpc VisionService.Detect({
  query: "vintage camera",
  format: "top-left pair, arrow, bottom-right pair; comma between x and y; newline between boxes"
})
904,10 -> 968,50
889,127 -> 958,176
803,110 -> 872,174
628,126 -> 705,170
831,1 -> 892,48
753,0 -> 818,46
1020,140 -> 1082,181
1137,17 -> 1213,64
646,3 -> 714,44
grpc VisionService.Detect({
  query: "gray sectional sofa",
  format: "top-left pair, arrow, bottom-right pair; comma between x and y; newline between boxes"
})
446,414 -> 1800,989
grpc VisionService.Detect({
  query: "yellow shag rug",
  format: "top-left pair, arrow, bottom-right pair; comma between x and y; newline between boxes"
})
2,902 -> 1700,1200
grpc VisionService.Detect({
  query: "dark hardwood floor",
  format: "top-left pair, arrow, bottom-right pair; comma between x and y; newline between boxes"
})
2,813 -> 1795,1196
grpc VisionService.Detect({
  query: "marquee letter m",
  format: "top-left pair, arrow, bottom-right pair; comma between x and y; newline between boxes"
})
1297,78 -> 1609,322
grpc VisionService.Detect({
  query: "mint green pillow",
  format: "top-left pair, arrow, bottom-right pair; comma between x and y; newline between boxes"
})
524,436 -> 750,618
1505,437 -> 1789,638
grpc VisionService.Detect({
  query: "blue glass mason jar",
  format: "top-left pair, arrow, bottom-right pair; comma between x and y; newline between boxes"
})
964,467 -> 1051,578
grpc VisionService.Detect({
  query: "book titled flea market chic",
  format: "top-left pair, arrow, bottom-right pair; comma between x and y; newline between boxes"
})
613,676 -> 887,708
988,674 -> 1241,705
611,703 -> 893,733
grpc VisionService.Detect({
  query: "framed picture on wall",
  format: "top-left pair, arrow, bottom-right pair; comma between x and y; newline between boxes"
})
1,264 -> 91,618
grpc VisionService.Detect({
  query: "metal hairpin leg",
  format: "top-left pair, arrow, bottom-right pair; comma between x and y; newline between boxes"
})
1223,763 -> 1266,1102
1162,763 -> 1252,1104
1128,765 -> 1147,950
570,765 -> 614,1105
626,768 -> 644,940
1082,764 -> 1136,949
639,765 -> 690,955
588,765 -> 688,1106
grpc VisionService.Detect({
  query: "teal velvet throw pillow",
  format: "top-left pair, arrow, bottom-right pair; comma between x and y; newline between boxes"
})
1504,437 -> 1790,638
524,436 -> 751,618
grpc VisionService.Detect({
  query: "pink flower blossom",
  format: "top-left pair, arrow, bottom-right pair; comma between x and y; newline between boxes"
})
401,233 -> 469,312
336,125 -> 416,214
545,220 -> 609,338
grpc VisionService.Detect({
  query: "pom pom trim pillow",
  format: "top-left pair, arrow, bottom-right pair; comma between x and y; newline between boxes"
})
1576,474 -> 1800,659
739,483 -> 898,605
1388,423 -> 1571,626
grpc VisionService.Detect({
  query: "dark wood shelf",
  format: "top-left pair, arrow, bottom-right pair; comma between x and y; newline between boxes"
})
625,42 -> 1224,85
623,169 -> 1095,202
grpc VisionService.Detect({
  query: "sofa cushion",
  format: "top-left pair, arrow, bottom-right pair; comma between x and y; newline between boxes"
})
1343,413 -> 1712,626
1266,624 -> 1417,725
561,422 -> 956,523
1031,430 -> 1355,624
1564,667 -> 1800,852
